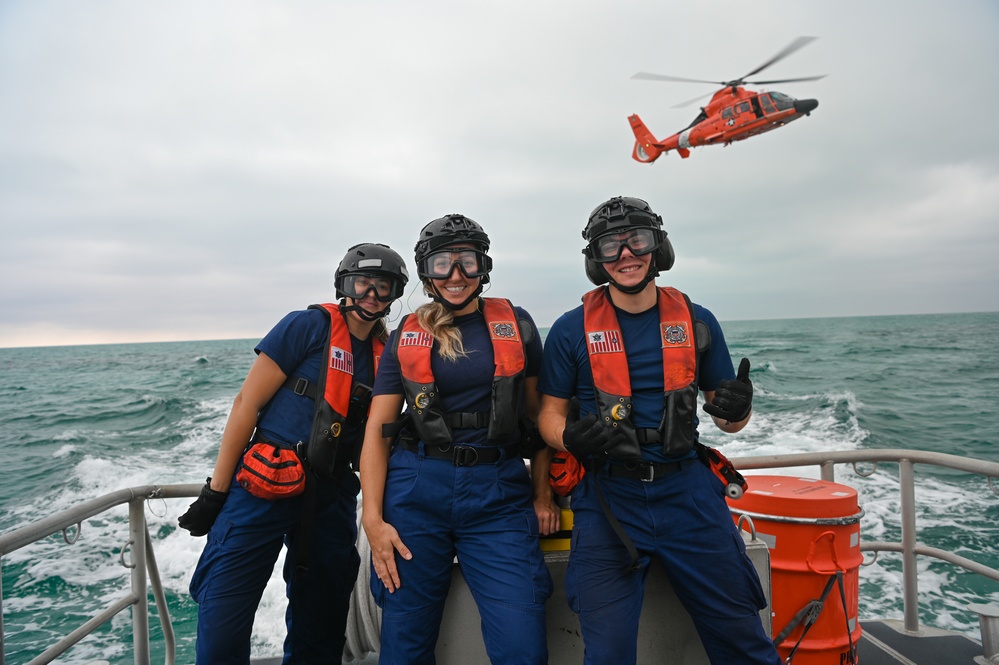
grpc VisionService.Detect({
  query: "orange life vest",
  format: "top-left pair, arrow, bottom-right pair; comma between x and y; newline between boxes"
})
582,285 -> 700,456
305,303 -> 385,475
551,287 -> 702,494
395,298 -> 526,445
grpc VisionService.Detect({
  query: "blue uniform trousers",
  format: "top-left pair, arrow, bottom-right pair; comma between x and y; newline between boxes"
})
370,444 -> 553,665
566,459 -> 781,665
190,472 -> 361,665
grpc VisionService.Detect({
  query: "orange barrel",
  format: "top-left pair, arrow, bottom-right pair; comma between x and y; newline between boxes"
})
728,475 -> 863,665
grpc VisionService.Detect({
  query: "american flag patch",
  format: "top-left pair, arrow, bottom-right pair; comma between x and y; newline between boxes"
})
329,346 -> 353,374
399,330 -> 433,348
587,330 -> 622,354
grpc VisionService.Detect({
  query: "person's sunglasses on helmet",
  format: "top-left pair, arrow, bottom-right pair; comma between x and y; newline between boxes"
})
590,227 -> 661,263
421,248 -> 492,279
338,273 -> 404,302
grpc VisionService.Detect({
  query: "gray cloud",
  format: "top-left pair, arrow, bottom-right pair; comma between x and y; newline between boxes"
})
1,0 -> 997,347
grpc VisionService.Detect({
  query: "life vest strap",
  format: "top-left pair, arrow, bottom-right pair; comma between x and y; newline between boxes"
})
635,428 -> 662,444
445,411 -> 491,429
282,376 -> 317,399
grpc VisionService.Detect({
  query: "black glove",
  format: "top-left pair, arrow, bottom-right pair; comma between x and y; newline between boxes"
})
703,357 -> 753,423
517,417 -> 546,458
178,478 -> 228,537
562,413 -> 631,460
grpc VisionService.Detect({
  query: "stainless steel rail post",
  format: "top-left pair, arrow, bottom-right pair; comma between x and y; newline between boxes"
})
899,458 -> 920,632
969,603 -> 999,662
128,499 -> 150,665
1,562 -> 5,665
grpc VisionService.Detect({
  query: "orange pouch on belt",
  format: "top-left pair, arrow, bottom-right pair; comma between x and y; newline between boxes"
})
548,450 -> 586,497
236,442 -> 306,500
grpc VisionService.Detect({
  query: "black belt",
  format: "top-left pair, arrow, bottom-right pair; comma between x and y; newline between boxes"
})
605,460 -> 685,482
398,439 -> 516,466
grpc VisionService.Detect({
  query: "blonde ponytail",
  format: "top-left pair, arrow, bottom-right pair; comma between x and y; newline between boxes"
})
416,286 -> 467,361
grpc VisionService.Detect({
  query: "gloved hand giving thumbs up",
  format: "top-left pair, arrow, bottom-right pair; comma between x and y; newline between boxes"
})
703,357 -> 753,423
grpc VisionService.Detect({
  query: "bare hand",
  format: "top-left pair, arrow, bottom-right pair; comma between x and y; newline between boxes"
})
362,516 -> 412,593
534,493 -> 561,536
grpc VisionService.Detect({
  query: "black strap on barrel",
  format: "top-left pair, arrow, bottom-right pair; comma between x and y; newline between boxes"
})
777,571 -> 856,664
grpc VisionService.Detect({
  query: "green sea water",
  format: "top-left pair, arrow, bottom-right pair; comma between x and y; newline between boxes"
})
1,312 -> 998,663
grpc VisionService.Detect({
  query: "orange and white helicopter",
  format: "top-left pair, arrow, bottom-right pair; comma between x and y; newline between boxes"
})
629,36 -> 824,163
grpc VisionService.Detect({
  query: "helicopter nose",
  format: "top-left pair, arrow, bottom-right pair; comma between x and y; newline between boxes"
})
795,98 -> 819,115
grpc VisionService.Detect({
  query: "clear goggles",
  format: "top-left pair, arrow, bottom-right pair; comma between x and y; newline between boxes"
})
587,227 -> 661,263
419,248 -> 492,280
337,273 -> 404,302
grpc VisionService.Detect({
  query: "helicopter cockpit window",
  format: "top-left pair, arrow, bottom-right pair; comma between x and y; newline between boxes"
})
768,91 -> 794,111
760,94 -> 777,114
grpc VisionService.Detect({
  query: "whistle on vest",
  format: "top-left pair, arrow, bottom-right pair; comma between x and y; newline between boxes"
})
696,443 -> 747,500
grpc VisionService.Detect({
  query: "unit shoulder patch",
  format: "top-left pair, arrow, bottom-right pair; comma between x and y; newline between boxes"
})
661,322 -> 692,348
489,321 -> 520,341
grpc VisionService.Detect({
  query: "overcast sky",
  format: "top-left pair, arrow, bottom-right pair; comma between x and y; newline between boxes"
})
1,1 -> 997,348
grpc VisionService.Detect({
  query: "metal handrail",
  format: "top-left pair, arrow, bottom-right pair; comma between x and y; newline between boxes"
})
1,451 -> 998,661
0,483 -> 201,665
732,448 -> 999,633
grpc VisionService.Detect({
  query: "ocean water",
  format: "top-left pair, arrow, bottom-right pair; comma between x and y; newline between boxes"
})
1,312 -> 998,664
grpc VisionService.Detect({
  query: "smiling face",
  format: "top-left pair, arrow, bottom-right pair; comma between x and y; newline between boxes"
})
603,242 -> 653,292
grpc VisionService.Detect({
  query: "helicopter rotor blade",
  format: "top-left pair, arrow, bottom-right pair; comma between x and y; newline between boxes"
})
631,72 -> 724,85
745,74 -> 827,85
738,36 -> 818,82
672,90 -> 718,109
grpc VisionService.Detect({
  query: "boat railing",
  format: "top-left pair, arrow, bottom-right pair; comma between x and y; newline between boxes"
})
1,449 -> 998,664
0,483 -> 202,665
732,448 -> 999,634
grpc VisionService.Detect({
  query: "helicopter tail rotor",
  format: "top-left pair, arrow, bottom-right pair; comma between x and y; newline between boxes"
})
628,114 -> 662,163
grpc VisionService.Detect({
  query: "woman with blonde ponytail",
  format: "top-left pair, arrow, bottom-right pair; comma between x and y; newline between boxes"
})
360,214 -> 558,665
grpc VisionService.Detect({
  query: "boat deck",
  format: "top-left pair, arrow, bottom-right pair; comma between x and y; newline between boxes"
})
250,620 -> 987,665
859,620 -> 985,665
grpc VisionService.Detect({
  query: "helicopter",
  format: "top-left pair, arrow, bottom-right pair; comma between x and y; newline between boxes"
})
628,36 -> 824,163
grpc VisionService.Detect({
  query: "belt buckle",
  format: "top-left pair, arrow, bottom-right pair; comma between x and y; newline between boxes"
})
640,463 -> 655,482
452,445 -> 479,467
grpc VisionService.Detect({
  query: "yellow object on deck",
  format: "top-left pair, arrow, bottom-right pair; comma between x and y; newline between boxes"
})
540,508 -> 574,552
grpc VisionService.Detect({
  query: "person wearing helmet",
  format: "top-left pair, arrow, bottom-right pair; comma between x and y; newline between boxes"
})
360,214 -> 557,665
537,197 -> 779,665
179,243 -> 409,664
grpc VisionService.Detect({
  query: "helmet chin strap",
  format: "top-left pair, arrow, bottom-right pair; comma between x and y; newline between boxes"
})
339,298 -> 391,321
606,264 -> 660,295
427,281 -> 483,311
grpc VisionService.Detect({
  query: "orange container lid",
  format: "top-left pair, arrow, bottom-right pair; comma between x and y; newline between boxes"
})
730,474 -> 859,519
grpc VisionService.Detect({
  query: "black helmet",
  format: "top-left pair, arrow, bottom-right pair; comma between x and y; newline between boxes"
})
414,214 -> 492,285
581,196 -> 674,291
335,243 -> 409,303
